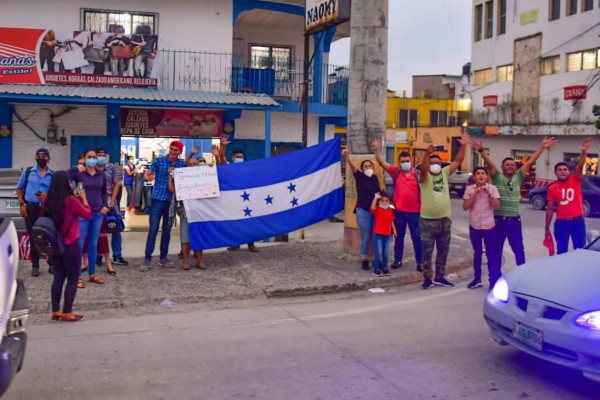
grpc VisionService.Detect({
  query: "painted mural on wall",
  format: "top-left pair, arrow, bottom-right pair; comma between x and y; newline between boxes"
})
0,26 -> 157,87
120,108 -> 223,137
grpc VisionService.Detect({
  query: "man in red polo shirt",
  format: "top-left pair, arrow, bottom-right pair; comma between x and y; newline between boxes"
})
545,137 -> 592,254
373,141 -> 422,271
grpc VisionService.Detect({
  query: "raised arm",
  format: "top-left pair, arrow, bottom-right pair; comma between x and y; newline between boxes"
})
575,138 -> 593,179
469,137 -> 498,177
372,140 -> 391,172
342,148 -> 359,174
420,145 -> 435,182
522,136 -> 558,175
448,134 -> 469,174
185,146 -> 200,165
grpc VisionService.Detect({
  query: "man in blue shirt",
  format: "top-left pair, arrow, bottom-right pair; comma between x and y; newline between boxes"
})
140,140 -> 186,271
16,148 -> 54,277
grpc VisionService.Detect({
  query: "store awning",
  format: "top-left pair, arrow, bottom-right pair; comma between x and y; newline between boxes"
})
0,84 -> 280,110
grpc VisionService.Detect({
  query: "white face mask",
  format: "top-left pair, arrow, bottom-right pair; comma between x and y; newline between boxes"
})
429,164 -> 442,174
364,168 -> 374,178
400,162 -> 411,171
379,204 -> 389,210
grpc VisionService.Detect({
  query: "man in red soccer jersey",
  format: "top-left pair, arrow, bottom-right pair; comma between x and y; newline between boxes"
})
545,137 -> 593,254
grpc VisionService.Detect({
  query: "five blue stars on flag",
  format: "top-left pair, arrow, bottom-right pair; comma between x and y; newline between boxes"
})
241,182 -> 299,217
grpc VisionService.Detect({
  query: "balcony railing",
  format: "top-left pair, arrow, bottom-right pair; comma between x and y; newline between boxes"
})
154,50 -> 348,107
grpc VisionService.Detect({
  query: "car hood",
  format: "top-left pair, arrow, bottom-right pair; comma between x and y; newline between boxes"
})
505,249 -> 600,311
0,218 -> 19,338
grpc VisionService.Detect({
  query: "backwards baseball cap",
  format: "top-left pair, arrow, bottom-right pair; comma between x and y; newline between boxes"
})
170,140 -> 184,151
36,148 -> 50,157
96,148 -> 107,154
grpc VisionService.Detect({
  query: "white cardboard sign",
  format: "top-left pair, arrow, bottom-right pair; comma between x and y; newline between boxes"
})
173,166 -> 220,200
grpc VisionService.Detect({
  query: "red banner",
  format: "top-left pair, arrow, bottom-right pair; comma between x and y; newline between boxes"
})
563,85 -> 587,101
483,95 -> 498,107
120,108 -> 223,137
0,27 -> 158,88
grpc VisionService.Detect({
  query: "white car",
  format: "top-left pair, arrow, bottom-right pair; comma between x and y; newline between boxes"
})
483,236 -> 600,383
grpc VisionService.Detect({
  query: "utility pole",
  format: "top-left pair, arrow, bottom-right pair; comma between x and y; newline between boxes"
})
344,0 -> 388,256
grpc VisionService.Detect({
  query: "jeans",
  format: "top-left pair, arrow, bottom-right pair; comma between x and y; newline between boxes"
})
494,216 -> 525,266
355,208 -> 374,260
469,227 -> 501,286
111,203 -> 122,259
144,199 -> 172,260
79,212 -> 103,276
373,234 -> 391,270
393,210 -> 422,266
24,203 -> 42,268
50,241 -> 82,313
554,217 -> 586,255
125,184 -> 133,208
420,217 -> 452,280
134,54 -> 155,78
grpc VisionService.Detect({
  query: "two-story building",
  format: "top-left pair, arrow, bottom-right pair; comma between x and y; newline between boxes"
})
468,0 -> 599,180
0,0 -> 350,172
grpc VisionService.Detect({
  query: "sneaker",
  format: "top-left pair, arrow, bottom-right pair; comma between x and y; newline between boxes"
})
382,268 -> 391,276
158,257 -> 174,268
139,259 -> 152,272
433,277 -> 455,287
391,261 -> 402,270
421,278 -> 434,289
31,266 -> 40,277
416,264 -> 423,272
361,260 -> 370,271
372,269 -> 383,277
113,257 -> 129,266
467,279 -> 482,289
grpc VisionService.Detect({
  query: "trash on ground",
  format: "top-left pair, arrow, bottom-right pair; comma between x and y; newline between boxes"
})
447,273 -> 460,279
368,288 -> 385,293
160,299 -> 176,308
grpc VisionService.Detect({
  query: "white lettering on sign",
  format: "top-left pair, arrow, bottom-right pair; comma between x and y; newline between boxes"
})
563,85 -> 587,101
483,95 -> 498,107
306,0 -> 338,31
174,166 -> 220,201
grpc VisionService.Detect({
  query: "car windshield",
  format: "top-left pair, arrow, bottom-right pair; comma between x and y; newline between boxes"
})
586,176 -> 600,188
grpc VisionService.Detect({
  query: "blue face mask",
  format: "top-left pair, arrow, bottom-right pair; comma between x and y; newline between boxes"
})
199,162 -> 207,166
97,156 -> 107,165
86,158 -> 97,168
400,162 -> 411,171
379,204 -> 389,210
233,158 -> 244,163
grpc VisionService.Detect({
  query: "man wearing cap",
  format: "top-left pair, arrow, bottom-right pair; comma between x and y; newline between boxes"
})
140,140 -> 186,271
16,148 -> 54,277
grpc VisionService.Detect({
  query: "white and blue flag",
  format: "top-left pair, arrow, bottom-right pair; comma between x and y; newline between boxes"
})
186,136 -> 344,250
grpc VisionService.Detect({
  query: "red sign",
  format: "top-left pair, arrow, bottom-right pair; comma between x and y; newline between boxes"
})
120,109 -> 224,137
483,95 -> 498,107
563,85 -> 587,101
0,27 -> 158,88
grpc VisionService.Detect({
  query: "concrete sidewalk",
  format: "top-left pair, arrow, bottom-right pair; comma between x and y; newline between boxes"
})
18,218 -> 474,322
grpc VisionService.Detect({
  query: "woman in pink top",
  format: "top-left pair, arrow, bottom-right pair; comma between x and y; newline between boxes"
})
44,171 -> 92,322
463,167 -> 501,290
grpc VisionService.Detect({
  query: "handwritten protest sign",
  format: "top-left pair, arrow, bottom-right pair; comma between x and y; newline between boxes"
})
173,166 -> 220,200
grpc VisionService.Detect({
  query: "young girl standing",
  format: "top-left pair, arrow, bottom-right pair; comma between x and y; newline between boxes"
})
370,192 -> 397,277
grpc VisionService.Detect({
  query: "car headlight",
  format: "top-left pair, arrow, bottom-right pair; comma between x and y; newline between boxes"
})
575,311 -> 600,331
491,277 -> 509,302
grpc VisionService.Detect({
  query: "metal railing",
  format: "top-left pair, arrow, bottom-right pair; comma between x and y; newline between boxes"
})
154,49 -> 349,106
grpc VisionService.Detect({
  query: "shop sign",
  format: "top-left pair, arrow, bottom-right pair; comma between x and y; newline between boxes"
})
466,127 -> 484,135
519,9 -> 538,25
564,85 -> 587,101
305,0 -> 350,33
0,27 -> 158,88
120,108 -> 223,137
483,95 -> 498,107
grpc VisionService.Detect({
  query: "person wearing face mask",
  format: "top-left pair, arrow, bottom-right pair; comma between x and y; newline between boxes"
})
470,136 -> 558,268
418,134 -> 469,290
342,148 -> 383,271
369,192 -> 397,277
16,148 -> 54,277
373,142 -> 423,272
124,155 -> 142,211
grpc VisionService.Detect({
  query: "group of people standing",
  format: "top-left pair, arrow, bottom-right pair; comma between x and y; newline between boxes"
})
345,134 -> 593,291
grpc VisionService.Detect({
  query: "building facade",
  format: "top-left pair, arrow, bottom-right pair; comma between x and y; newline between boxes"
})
468,0 -> 599,180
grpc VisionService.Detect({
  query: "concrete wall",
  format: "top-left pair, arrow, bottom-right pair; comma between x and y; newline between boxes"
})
512,34 -> 541,125
412,76 -> 451,99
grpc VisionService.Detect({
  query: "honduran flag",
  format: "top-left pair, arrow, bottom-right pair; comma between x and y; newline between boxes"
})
186,136 -> 344,250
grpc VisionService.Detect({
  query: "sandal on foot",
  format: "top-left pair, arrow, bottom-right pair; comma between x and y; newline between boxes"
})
107,267 -> 116,276
77,278 -> 86,289
88,275 -> 105,284
61,313 -> 85,322
51,311 -> 63,321
195,262 -> 207,270
182,264 -> 191,270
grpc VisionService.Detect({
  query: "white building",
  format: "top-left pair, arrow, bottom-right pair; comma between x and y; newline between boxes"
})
468,0 -> 599,180
0,0 -> 350,171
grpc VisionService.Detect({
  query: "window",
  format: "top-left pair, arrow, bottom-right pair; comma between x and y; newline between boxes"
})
549,0 -> 561,20
567,48 -> 600,71
567,0 -> 578,14
496,64 -> 514,82
497,0 -> 507,35
82,8 -> 158,34
249,45 -> 293,82
541,55 -> 561,75
474,4 -> 483,41
429,111 -> 448,127
582,0 -> 593,12
474,68 -> 493,85
398,109 -> 418,128
485,1 -> 494,39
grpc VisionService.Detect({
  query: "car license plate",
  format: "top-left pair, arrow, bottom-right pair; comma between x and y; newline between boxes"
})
513,321 -> 543,351
5,200 -> 20,210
